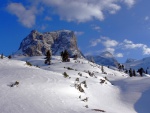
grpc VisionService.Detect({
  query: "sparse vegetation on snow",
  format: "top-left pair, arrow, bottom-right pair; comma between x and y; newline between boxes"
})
0,56 -> 150,113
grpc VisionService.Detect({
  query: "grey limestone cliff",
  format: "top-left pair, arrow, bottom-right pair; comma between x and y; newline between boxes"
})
15,30 -> 83,58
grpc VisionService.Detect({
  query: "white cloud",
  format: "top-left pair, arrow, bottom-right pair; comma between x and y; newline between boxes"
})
123,0 -> 135,8
105,48 -> 115,54
41,25 -> 47,30
90,37 -> 119,57
6,0 -> 136,26
123,39 -> 144,49
91,25 -> 101,32
123,39 -> 132,44
90,37 -> 150,58
74,31 -> 84,36
36,0 -> 136,22
115,53 -> 124,57
102,37 -> 118,48
90,38 -> 101,47
145,16 -> 149,21
123,39 -> 150,55
6,3 -> 38,28
143,45 -> 150,55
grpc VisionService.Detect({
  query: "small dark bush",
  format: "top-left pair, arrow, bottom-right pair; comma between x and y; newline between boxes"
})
79,95 -> 81,99
76,84 -> 84,93
100,79 -> 105,84
1,53 -> 3,59
81,80 -> 87,88
78,72 -> 82,76
67,67 -> 74,70
8,55 -> 12,59
85,105 -> 88,108
26,61 -> 32,66
63,72 -> 69,78
75,78 -> 79,82
82,97 -> 88,102
9,81 -> 19,87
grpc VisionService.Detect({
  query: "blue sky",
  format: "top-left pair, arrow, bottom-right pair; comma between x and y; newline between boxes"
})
0,0 -> 150,63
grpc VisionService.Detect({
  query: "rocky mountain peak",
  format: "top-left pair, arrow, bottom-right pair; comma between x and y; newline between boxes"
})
86,51 -> 118,67
100,51 -> 114,58
15,30 -> 83,58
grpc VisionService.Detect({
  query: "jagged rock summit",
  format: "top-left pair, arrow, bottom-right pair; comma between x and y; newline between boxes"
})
86,51 -> 118,67
15,30 -> 83,57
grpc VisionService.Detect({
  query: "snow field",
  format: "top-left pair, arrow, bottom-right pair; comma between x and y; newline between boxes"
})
0,56 -> 150,113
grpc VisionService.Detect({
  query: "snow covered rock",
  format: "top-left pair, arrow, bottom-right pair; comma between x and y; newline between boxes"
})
86,51 -> 118,67
15,30 -> 83,58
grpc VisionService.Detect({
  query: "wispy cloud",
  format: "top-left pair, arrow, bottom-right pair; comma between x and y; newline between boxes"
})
104,48 -> 115,54
44,16 -> 52,21
90,38 -> 101,47
142,45 -> 150,55
41,25 -> 47,30
115,53 -> 124,58
102,37 -> 118,48
91,24 -> 101,32
123,0 -> 135,8
145,16 -> 149,21
31,0 -> 135,23
89,37 -> 150,57
6,3 -> 38,28
74,31 -> 84,36
123,39 -> 150,55
90,37 -> 119,55
6,0 -> 136,27
123,39 -> 144,49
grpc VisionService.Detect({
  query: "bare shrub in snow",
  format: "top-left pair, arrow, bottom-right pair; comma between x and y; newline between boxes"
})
67,67 -> 74,70
81,80 -> 87,88
85,105 -> 88,108
100,79 -> 105,84
63,72 -> 69,78
26,61 -> 32,66
82,97 -> 88,102
76,84 -> 84,93
9,81 -> 19,87
75,78 -> 79,82
78,72 -> 82,76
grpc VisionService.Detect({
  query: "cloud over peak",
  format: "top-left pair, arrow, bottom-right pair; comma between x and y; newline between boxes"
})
39,0 -> 135,22
6,0 -> 136,28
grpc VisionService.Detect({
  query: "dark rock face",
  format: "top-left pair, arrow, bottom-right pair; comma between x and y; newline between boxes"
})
86,51 -> 118,67
15,30 -> 83,58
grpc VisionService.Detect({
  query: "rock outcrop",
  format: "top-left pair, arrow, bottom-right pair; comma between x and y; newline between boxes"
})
15,30 -> 83,58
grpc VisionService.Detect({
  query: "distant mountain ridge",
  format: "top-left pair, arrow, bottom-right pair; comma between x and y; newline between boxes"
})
124,56 -> 150,70
14,30 -> 83,58
86,51 -> 118,67
125,58 -> 137,63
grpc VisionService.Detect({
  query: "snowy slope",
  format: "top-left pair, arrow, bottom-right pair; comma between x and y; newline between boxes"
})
1,57 -> 150,113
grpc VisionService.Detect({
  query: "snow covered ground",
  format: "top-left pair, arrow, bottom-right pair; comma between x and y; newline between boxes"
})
0,56 -> 150,113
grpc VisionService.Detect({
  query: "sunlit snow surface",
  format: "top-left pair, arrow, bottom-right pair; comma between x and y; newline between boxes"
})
0,56 -> 150,113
